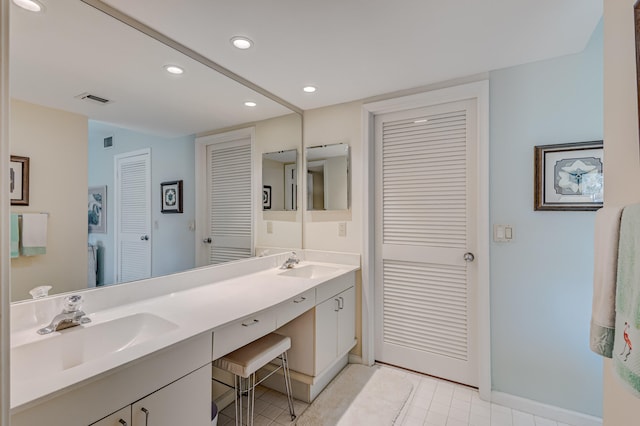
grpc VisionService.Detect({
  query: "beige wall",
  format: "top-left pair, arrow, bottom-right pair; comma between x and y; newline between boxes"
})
10,99 -> 88,301
303,101 -> 364,356
603,0 -> 640,424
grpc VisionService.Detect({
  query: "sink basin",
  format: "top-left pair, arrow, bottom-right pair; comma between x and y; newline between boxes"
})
11,313 -> 178,382
278,264 -> 339,279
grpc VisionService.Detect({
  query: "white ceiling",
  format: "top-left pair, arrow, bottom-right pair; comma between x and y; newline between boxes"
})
10,0 -> 602,137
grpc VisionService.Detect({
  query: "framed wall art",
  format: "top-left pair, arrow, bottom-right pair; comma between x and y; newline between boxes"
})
88,186 -> 107,233
161,180 -> 183,213
263,185 -> 272,210
10,155 -> 30,206
534,140 -> 603,211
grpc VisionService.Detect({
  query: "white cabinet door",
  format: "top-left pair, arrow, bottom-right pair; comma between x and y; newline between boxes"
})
314,296 -> 339,375
90,407 -> 131,426
131,366 -> 210,426
337,286 -> 356,356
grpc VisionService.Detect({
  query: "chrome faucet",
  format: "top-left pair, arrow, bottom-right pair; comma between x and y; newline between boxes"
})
280,252 -> 300,269
37,294 -> 91,335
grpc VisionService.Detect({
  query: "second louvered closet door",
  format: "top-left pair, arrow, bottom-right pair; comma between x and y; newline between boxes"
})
206,138 -> 253,264
374,99 -> 478,387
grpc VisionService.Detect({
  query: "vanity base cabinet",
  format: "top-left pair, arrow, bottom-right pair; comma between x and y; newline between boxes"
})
131,365 -> 210,426
262,273 -> 357,403
12,334 -> 211,426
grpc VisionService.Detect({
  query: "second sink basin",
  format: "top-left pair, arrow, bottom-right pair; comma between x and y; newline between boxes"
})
11,312 -> 178,383
278,264 -> 339,279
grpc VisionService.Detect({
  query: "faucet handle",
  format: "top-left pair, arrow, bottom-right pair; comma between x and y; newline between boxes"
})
63,294 -> 84,313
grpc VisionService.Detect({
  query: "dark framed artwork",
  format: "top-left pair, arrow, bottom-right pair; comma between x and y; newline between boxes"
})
534,141 -> 603,211
10,155 -> 30,206
88,186 -> 107,233
161,180 -> 183,213
263,185 -> 272,210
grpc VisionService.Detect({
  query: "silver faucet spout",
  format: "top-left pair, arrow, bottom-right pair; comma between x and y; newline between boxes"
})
280,252 -> 300,269
37,295 -> 91,335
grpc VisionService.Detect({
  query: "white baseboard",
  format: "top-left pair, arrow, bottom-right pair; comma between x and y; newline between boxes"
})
490,391 -> 602,426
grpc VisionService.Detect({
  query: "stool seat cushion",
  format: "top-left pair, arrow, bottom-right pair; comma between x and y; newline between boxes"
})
214,333 -> 291,378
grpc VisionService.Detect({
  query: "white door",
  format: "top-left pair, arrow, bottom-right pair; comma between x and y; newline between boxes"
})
203,137 -> 253,265
284,163 -> 297,211
374,99 -> 479,387
114,149 -> 151,283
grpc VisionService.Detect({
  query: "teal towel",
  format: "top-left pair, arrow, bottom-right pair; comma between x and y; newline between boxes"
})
613,204 -> 640,396
10,213 -> 19,258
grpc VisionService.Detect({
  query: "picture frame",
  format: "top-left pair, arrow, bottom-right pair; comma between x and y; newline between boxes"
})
263,185 -> 272,210
88,186 -> 107,233
10,155 -> 30,206
534,141 -> 603,211
161,180 -> 183,213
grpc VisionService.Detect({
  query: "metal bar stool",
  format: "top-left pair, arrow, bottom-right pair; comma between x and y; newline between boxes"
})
213,333 -> 296,426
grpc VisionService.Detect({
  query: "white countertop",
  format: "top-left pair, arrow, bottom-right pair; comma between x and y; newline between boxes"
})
10,251 -> 359,411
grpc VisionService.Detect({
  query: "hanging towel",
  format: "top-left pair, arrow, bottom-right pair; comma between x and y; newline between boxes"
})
590,205 -> 624,357
20,213 -> 47,256
613,204 -> 640,396
10,213 -> 19,258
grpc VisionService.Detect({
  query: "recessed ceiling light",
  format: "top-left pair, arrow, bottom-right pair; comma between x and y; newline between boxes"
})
164,65 -> 184,75
231,36 -> 253,50
12,0 -> 44,12
303,86 -> 317,93
244,101 -> 257,107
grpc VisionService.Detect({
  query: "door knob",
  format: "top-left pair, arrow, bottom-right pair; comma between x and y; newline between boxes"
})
463,252 -> 475,262
140,235 -> 149,241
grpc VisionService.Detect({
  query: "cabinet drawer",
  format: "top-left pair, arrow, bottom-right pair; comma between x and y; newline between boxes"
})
276,289 -> 315,328
212,310 -> 276,360
316,271 -> 355,304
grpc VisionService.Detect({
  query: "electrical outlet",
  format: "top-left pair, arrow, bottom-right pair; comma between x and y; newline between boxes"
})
338,222 -> 347,237
267,221 -> 273,234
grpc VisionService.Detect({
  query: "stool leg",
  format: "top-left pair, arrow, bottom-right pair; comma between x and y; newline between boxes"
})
282,351 -> 296,421
248,373 -> 256,426
234,375 -> 241,426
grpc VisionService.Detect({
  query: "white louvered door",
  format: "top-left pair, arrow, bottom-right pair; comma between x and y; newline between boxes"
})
374,99 -> 479,387
115,149 -> 151,283
205,138 -> 253,264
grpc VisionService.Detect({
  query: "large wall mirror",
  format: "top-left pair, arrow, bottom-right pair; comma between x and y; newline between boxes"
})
9,0 -> 302,302
306,144 -> 350,211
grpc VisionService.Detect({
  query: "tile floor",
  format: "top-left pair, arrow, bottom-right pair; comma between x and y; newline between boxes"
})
216,365 -> 575,426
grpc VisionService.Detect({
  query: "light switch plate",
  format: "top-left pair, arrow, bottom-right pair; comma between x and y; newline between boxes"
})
494,224 -> 513,242
267,221 -> 273,234
338,222 -> 347,237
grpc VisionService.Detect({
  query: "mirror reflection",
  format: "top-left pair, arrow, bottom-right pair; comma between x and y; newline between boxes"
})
9,0 -> 301,301
262,150 -> 298,212
306,144 -> 350,211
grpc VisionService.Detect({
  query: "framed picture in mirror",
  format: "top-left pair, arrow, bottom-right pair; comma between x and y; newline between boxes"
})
263,185 -> 272,210
88,186 -> 107,233
10,155 -> 30,206
161,180 -> 183,213
534,141 -> 603,211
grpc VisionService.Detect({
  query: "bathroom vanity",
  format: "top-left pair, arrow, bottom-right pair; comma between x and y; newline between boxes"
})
9,251 -> 359,426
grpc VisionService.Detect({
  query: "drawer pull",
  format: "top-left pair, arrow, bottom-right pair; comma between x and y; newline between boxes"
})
242,319 -> 260,327
141,407 -> 149,426
293,296 -> 307,304
118,420 -> 128,426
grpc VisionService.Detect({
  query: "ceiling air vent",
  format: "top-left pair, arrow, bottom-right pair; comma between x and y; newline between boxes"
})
75,92 -> 112,105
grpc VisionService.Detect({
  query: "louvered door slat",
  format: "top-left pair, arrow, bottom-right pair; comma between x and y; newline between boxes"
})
207,140 -> 252,264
